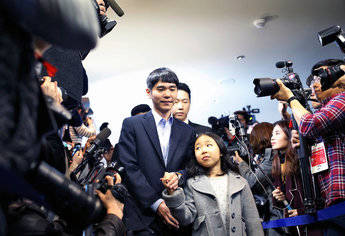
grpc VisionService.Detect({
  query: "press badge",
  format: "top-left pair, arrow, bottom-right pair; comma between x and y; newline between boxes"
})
310,142 -> 328,174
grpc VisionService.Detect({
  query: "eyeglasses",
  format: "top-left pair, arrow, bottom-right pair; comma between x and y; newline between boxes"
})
310,76 -> 321,87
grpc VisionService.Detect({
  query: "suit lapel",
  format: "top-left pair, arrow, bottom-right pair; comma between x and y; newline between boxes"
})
142,111 -> 165,167
167,119 -> 183,167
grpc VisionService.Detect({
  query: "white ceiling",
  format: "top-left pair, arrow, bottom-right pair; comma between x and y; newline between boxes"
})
83,0 -> 345,141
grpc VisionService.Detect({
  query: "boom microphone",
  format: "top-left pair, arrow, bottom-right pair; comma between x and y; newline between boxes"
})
105,0 -> 124,17
71,128 -> 112,179
86,127 -> 111,156
275,60 -> 293,69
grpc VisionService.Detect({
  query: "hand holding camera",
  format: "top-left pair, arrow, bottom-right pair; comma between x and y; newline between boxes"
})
271,79 -> 295,101
95,175 -> 124,219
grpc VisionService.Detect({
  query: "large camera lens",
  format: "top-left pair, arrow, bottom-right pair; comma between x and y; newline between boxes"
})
253,78 -> 279,97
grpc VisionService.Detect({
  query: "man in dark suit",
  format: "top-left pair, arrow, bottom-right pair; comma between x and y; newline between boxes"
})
118,68 -> 195,235
173,82 -> 212,135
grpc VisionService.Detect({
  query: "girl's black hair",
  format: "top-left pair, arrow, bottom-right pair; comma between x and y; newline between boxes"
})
186,132 -> 239,178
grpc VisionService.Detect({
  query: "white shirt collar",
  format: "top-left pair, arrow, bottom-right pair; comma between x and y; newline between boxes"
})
152,109 -> 173,127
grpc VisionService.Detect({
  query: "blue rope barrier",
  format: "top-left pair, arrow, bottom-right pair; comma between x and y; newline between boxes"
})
262,201 -> 345,229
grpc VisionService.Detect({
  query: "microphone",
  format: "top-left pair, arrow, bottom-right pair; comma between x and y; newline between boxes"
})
71,127 -> 112,181
86,127 -> 111,156
105,0 -> 124,17
276,60 -> 293,69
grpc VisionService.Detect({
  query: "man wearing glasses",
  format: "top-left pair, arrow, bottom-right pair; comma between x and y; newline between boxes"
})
271,59 -> 345,235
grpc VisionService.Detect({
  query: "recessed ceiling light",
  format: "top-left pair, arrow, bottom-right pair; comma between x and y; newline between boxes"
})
253,14 -> 278,29
236,55 -> 246,62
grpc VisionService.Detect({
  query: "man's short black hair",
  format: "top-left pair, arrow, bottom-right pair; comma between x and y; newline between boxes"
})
177,82 -> 191,100
131,104 -> 151,116
146,67 -> 179,90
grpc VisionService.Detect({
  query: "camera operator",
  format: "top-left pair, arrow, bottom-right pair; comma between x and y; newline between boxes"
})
94,175 -> 126,236
272,59 -> 345,234
6,174 -> 126,235
69,107 -> 97,145
291,74 -> 322,150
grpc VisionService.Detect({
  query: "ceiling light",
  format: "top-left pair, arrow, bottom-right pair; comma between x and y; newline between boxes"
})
236,55 -> 246,62
253,14 -> 278,29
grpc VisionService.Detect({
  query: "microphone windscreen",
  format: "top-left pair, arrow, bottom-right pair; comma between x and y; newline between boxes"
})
275,61 -> 286,68
106,0 -> 124,17
95,127 -> 111,144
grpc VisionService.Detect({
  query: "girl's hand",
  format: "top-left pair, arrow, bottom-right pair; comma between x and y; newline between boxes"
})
161,172 -> 179,195
288,209 -> 298,217
272,187 -> 286,201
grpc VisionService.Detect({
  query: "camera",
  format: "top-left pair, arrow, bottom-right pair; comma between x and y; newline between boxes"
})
312,64 -> 345,91
90,0 -> 124,38
253,60 -> 311,108
91,162 -> 127,204
208,115 -> 233,144
226,115 -> 250,160
318,25 -> 345,54
208,114 -> 250,160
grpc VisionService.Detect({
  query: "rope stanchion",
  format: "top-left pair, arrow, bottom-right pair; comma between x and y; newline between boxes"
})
262,201 -> 345,229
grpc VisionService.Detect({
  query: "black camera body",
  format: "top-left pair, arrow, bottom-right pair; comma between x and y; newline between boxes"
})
253,60 -> 311,108
227,115 -> 250,160
318,25 -> 345,54
208,114 -> 250,161
91,0 -> 117,38
312,64 -> 345,91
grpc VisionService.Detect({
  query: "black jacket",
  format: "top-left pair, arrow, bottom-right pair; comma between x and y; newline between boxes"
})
188,121 -> 212,135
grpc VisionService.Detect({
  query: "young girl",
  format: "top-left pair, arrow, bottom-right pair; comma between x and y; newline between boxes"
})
161,132 -> 263,236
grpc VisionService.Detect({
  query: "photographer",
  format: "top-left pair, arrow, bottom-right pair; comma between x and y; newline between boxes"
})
94,175 -> 126,236
6,174 -> 125,235
272,59 -> 345,234
69,107 -> 97,145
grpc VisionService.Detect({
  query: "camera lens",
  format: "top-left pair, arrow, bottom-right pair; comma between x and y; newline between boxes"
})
253,78 -> 279,97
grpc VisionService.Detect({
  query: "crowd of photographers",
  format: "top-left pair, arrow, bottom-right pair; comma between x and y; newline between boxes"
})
1,0 -> 345,235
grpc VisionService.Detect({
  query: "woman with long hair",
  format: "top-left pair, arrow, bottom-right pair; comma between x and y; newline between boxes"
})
270,120 -> 323,236
271,120 -> 302,218
235,122 -> 286,236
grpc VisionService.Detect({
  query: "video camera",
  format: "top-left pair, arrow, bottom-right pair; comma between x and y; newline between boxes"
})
226,115 -> 250,160
70,127 -> 127,201
253,60 -> 312,108
90,0 -> 124,38
23,128 -> 125,229
312,64 -> 345,91
208,114 -> 250,160
239,105 -> 260,125
318,25 -> 345,54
